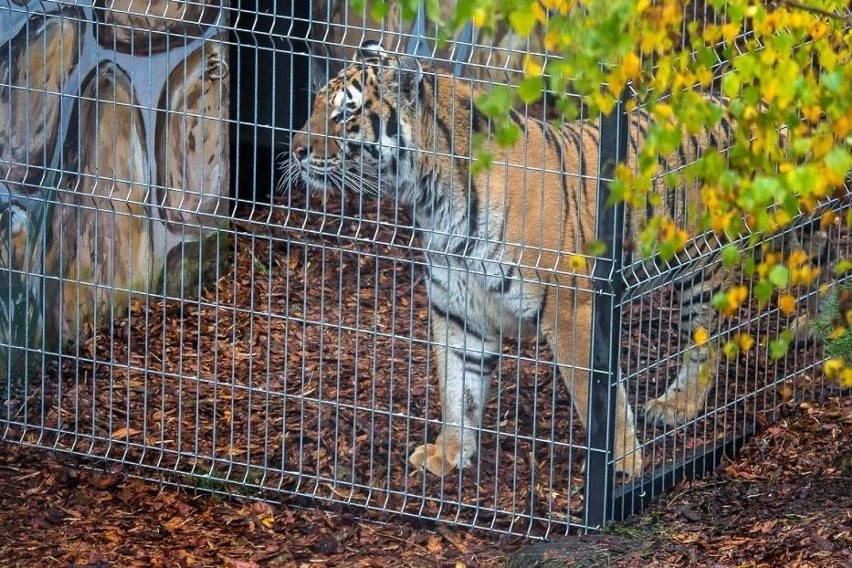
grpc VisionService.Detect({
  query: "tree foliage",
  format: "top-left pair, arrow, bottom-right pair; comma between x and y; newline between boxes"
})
352,0 -> 852,383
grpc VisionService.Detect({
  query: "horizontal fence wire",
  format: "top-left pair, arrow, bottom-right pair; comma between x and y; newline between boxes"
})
1,0 -> 850,538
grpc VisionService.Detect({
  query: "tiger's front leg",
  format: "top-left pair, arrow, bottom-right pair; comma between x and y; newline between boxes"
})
408,308 -> 501,476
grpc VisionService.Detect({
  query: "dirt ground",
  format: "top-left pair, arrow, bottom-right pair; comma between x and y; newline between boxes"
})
0,393 -> 848,567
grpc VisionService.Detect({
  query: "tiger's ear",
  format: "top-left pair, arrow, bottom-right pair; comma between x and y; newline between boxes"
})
356,40 -> 423,101
356,40 -> 387,64
394,54 -> 423,102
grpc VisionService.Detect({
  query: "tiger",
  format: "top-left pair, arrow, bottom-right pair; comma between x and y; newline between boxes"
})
284,41 -> 826,479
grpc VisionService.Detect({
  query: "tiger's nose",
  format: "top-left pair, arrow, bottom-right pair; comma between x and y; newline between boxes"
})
292,144 -> 309,161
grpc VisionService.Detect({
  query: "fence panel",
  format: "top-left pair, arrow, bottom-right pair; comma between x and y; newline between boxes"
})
1,0 -> 849,537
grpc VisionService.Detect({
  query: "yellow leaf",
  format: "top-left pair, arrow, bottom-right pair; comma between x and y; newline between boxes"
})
809,19 -> 829,40
532,1 -> 548,24
722,22 -> 739,43
472,8 -> 488,28
736,333 -> 755,352
787,249 -> 809,268
723,341 -> 739,359
723,286 -> 749,316
802,105 -> 822,124
592,92 -> 616,115
841,368 -> 852,389
693,327 -> 709,346
622,52 -> 641,80
778,294 -> 796,316
829,326 -> 846,340
540,0 -> 572,15
824,357 -> 844,378
653,103 -> 673,120
523,54 -> 543,77
762,79 -> 777,104
833,114 -> 850,138
811,134 -> 833,158
567,254 -> 587,271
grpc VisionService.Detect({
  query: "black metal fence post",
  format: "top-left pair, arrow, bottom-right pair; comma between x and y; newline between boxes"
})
584,98 -> 628,530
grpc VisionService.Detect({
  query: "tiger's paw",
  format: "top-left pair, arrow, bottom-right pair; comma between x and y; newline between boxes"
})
615,443 -> 645,478
408,434 -> 470,476
644,393 -> 704,427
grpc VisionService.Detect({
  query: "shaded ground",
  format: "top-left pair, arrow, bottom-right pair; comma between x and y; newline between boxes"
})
1,393 -> 848,567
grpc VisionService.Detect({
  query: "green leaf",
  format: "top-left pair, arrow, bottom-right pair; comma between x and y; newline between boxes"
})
750,176 -> 782,208
769,265 -> 789,288
742,256 -> 756,278
398,0 -> 419,20
518,76 -> 545,104
725,2 -> 746,21
785,165 -> 819,195
370,0 -> 390,20
495,120 -> 520,148
552,95 -> 576,120
711,291 -> 728,311
835,259 -> 852,274
508,7 -> 537,37
583,239 -> 608,257
821,71 -> 842,93
722,340 -> 739,359
825,146 -> 852,178
471,131 -> 493,176
721,244 -> 740,267
658,240 -> 676,262
475,85 -> 516,118
769,337 -> 789,360
754,279 -> 774,305
424,0 -> 441,22
722,72 -> 741,98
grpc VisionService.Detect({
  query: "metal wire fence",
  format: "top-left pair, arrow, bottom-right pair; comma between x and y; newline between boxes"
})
1,0 -> 850,537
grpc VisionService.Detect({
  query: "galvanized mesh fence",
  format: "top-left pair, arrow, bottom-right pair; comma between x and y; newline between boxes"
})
1,0 -> 850,538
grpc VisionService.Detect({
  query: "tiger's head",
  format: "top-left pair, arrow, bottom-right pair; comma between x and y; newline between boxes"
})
286,41 -> 425,199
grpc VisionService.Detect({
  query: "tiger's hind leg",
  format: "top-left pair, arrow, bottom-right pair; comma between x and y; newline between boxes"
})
645,265 -> 722,427
644,226 -> 831,427
644,345 -> 718,426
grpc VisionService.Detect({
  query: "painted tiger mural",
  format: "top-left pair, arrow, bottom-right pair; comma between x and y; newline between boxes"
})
284,42 -> 826,478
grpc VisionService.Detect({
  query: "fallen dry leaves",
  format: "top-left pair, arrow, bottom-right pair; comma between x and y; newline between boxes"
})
1,394 -> 847,566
